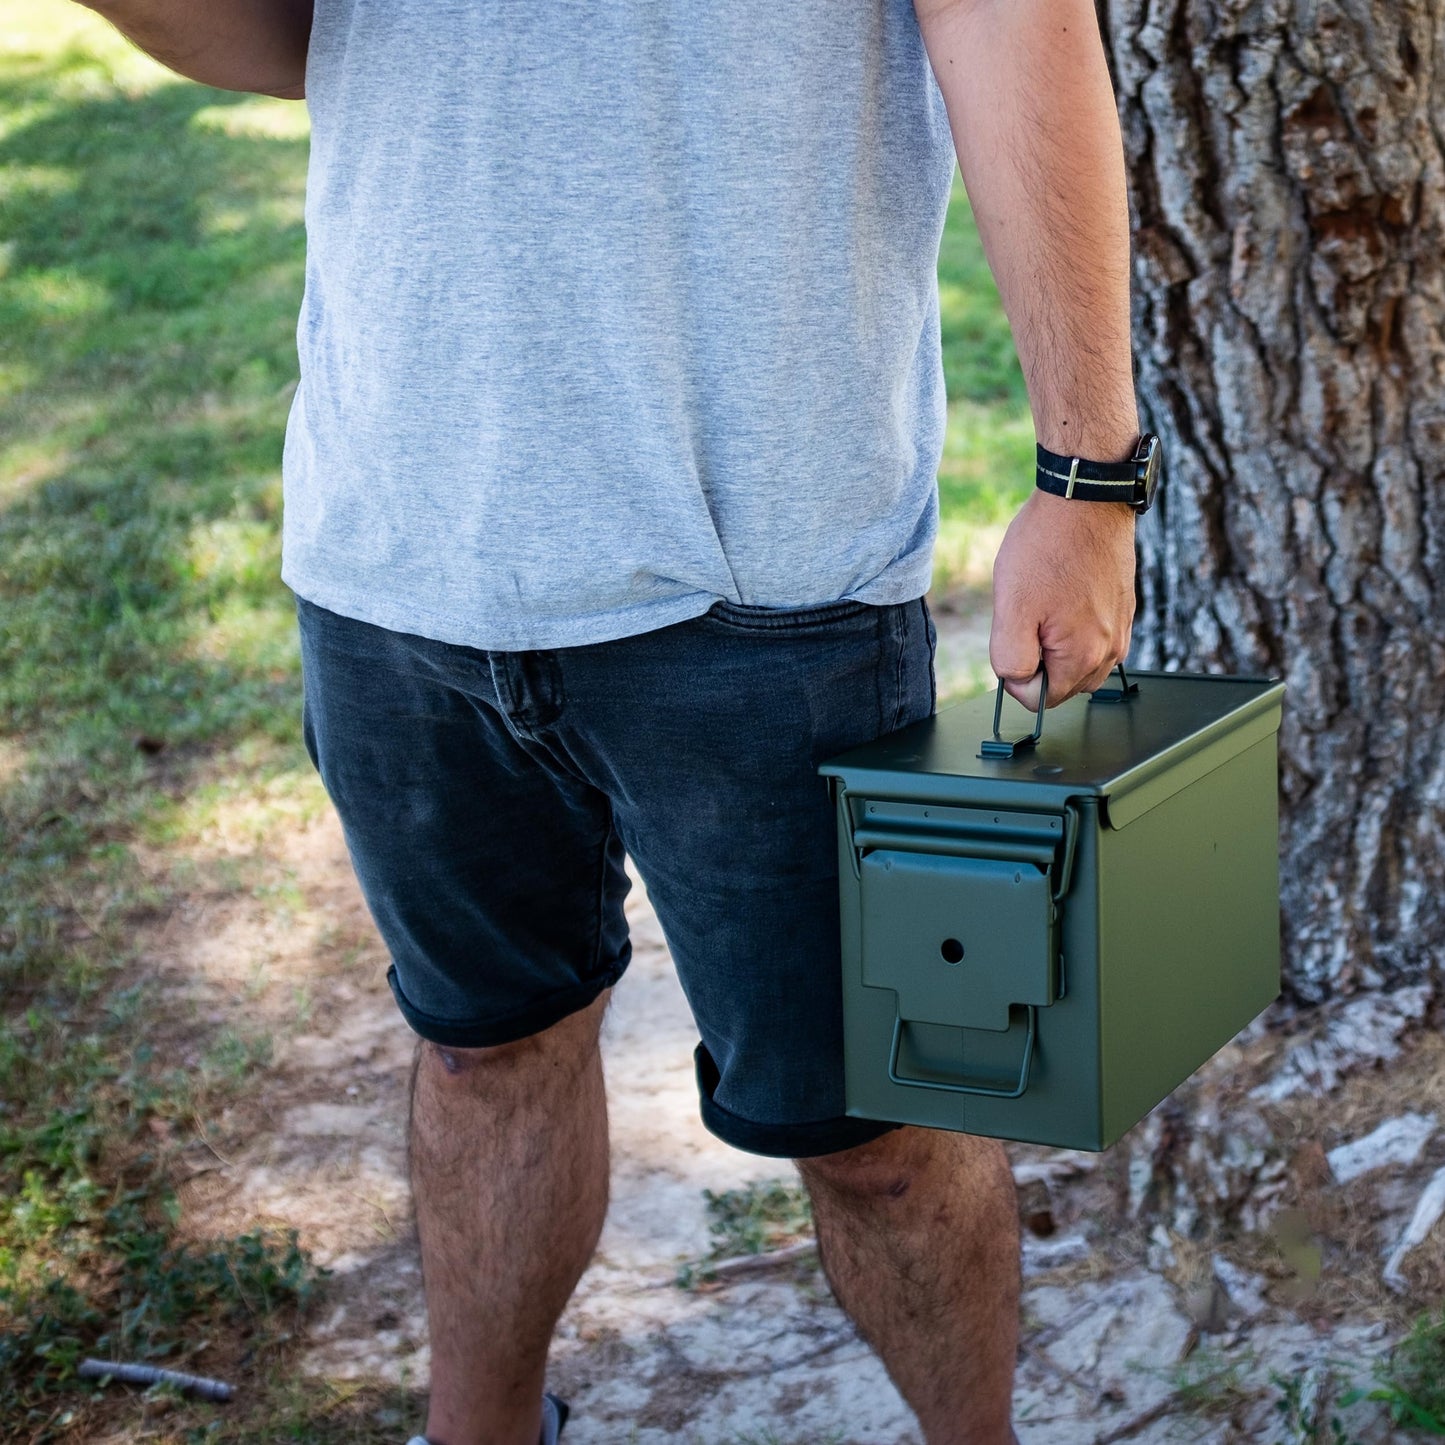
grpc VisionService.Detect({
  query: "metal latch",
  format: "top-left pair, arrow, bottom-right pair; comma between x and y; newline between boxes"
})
838,793 -> 1080,1100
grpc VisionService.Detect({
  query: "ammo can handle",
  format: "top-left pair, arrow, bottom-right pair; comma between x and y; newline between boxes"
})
980,662 -> 1137,759
1089,662 -> 1139,704
979,669 -> 1048,759
886,1007 -> 1037,1100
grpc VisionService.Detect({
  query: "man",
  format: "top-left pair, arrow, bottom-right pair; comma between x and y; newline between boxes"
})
78,2 -> 1140,1441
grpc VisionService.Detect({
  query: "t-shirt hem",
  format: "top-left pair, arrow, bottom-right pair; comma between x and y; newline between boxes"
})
282,564 -> 723,652
281,548 -> 935,653
846,553 -> 936,610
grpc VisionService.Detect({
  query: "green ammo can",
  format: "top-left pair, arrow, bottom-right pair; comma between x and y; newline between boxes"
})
819,669 -> 1285,1151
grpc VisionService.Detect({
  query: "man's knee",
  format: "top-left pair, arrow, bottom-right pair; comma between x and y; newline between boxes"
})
416,992 -> 610,1089
797,1126 -> 936,1202
424,1039 -> 529,1078
796,1126 -> 1009,1205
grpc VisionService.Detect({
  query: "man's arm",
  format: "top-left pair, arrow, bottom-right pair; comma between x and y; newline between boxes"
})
76,0 -> 312,99
916,0 -> 1139,708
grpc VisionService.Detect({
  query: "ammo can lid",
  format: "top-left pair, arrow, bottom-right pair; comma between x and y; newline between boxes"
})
819,671 -> 1285,829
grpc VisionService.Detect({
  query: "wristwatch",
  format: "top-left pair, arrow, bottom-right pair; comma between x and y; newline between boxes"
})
1035,434 -> 1162,514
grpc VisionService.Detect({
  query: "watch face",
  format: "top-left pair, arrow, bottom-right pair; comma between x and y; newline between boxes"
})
1137,434 -> 1162,511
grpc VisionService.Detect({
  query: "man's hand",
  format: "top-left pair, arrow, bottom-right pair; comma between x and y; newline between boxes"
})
915,0 -> 1141,705
990,492 -> 1136,711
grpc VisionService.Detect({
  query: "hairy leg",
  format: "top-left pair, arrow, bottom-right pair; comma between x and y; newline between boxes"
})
410,992 -> 611,1445
798,1127 -> 1020,1445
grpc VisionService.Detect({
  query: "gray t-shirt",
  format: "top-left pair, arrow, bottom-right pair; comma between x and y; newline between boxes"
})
282,0 -> 956,651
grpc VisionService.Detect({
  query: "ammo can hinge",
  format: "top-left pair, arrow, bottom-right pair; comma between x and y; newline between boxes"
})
835,781 -> 1081,905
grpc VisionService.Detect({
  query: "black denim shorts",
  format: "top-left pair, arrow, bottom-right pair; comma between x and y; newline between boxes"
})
296,593 -> 936,1159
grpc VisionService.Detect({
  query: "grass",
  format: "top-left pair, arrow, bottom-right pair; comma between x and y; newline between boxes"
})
1166,1349 -> 1256,1420
3,13 -> 1443,1445
0,3 -> 1019,1439
0,7 -> 326,1439
0,1010 -> 322,1438
935,177 -> 1035,589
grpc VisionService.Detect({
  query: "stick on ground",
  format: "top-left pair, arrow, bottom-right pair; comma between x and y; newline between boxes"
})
77,1359 -> 234,1403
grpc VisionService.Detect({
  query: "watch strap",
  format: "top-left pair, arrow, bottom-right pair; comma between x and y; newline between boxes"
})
1035,442 -> 1147,506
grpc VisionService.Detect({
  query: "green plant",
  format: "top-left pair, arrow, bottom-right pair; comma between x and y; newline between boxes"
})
703,1179 -> 813,1259
1167,1349 -> 1256,1419
1272,1365 -> 1364,1445
201,1026 -> 274,1086
1341,1309 -> 1445,1435
675,1179 -> 816,1289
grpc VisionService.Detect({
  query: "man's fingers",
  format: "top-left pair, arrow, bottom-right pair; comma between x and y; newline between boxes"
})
1055,649 -> 1125,702
988,488 -> 1138,711
1034,643 -> 1126,706
1080,656 -> 1121,696
995,642 -> 1125,713
993,635 -> 1119,710
990,620 -> 1043,709
1001,668 -> 1045,712
1032,655 -> 1088,706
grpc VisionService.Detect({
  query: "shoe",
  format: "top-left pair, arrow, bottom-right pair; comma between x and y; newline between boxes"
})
405,1395 -> 569,1445
543,1393 -> 571,1443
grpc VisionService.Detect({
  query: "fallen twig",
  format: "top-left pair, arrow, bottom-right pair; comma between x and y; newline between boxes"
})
191,1112 -> 235,1168
177,1164 -> 227,1186
1091,1397 -> 1177,1444
700,1239 -> 818,1279
659,1238 -> 821,1288
77,1358 -> 234,1403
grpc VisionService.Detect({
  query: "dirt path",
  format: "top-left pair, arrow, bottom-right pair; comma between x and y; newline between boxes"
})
153,608 -> 1427,1444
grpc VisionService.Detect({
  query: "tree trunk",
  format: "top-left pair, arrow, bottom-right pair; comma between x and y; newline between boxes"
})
1099,0 -> 1445,1000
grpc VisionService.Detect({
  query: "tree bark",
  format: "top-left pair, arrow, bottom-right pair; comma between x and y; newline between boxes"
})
1099,0 -> 1445,1000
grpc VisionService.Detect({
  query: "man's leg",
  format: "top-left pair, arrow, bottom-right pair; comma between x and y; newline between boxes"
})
410,993 -> 611,1445
797,1125 -> 1021,1445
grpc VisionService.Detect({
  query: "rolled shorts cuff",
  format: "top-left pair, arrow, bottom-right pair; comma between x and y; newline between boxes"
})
386,948 -> 631,1049
693,1045 -> 900,1160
